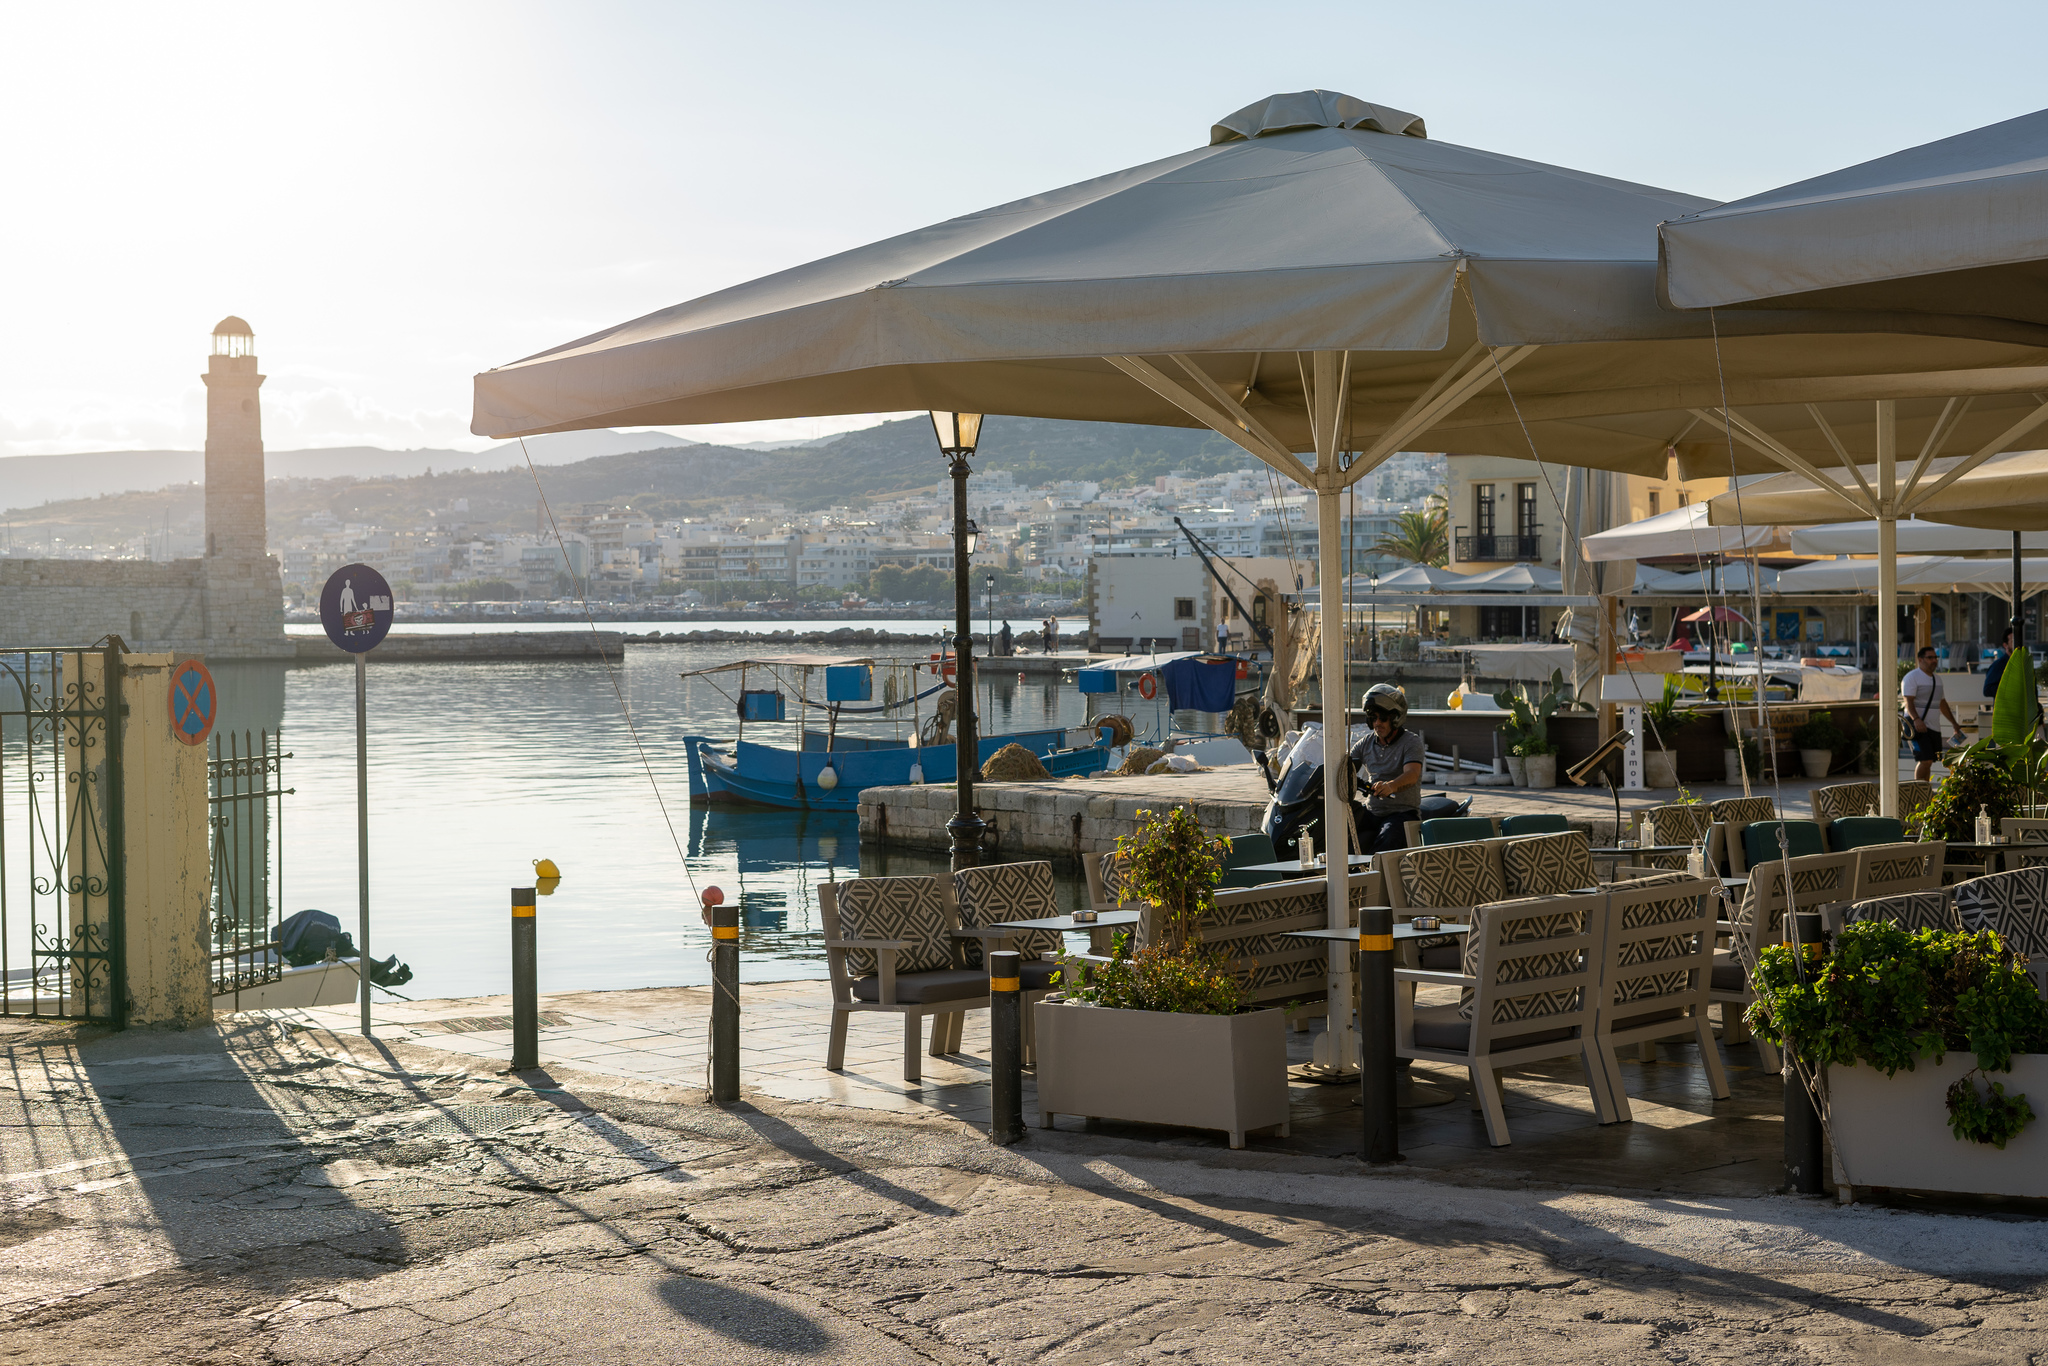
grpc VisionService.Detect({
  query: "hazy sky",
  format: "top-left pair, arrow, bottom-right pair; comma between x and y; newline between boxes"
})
4,1 -> 2045,462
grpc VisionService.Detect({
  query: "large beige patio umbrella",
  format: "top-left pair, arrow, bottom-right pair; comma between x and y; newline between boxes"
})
476,89 -> 2048,1073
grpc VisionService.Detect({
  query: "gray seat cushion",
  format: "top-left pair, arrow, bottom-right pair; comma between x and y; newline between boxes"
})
850,969 -> 989,1004
1411,1003 -> 1573,1053
1711,953 -> 1746,992
1021,959 -> 1062,991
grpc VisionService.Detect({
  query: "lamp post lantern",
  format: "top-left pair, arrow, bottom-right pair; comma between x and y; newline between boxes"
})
931,411 -> 986,870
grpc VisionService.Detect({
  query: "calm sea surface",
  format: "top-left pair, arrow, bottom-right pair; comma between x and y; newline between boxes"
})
198,627 -> 1157,1001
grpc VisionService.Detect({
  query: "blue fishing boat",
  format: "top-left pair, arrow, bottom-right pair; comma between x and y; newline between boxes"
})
681,652 -> 1109,810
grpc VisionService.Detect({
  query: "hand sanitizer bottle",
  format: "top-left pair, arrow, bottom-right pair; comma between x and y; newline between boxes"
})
1641,813 -> 1658,849
1687,840 -> 1708,879
1300,833 -> 1315,868
1977,804 -> 1994,846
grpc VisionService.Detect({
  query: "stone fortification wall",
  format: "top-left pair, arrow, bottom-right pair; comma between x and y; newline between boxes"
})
0,558 -> 208,650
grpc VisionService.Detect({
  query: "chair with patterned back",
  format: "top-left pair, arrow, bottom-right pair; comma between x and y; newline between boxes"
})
1499,830 -> 1601,898
1843,890 -> 1960,933
1850,841 -> 1945,902
1590,872 -> 1727,1122
1086,849 -> 1135,913
947,861 -> 1069,1058
1812,781 -> 1879,833
1898,780 -> 1936,828
1710,795 -> 1778,826
1953,865 -> 2048,997
1420,816 -> 1499,846
1633,803 -> 1710,870
1999,818 -> 2048,874
1377,839 -> 1507,917
1711,851 -> 1857,1070
1136,875 -> 1373,1020
819,874 -> 984,1082
1393,890 -> 1609,1145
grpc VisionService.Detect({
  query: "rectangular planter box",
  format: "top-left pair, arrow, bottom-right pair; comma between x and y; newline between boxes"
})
1034,1001 -> 1289,1149
1829,1053 -> 2048,1200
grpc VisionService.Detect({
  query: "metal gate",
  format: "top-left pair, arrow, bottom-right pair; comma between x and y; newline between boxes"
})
0,644 -> 125,1022
209,729 -> 291,1009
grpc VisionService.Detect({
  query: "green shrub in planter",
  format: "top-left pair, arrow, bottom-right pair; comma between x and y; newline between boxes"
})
1791,710 -> 1845,754
1061,804 -> 1245,1014
1748,920 -> 2048,1146
1916,741 -> 2023,841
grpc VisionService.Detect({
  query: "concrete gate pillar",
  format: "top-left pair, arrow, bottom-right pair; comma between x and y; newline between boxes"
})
75,652 -> 214,1028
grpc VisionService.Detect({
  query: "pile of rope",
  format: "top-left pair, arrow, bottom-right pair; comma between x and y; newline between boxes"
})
1093,713 -> 1135,748
919,688 -> 958,746
980,743 -> 1051,782
1115,746 -> 1166,776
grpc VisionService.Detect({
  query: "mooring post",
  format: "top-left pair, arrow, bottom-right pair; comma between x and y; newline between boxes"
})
511,886 -> 537,1069
989,949 -> 1024,1145
1359,905 -> 1401,1164
710,899 -> 740,1104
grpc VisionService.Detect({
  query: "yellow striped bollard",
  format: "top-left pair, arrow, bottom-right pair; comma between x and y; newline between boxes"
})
989,949 -> 1024,1145
511,887 -> 538,1069
708,888 -> 739,1104
1359,905 -> 1400,1163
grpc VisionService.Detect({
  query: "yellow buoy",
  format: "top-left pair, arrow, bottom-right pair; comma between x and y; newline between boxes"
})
533,857 -> 562,879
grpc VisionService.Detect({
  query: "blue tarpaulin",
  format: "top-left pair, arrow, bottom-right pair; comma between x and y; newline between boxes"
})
1158,657 -> 1235,712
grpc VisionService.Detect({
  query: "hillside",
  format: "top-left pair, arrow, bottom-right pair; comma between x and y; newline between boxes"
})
1,416 -> 1266,546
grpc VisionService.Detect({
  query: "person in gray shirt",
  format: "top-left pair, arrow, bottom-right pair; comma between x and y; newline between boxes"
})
1349,683 -> 1425,853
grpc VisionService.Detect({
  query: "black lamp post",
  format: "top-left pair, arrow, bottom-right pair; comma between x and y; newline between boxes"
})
986,572 -> 996,651
931,411 -> 985,870
1369,568 -> 1379,662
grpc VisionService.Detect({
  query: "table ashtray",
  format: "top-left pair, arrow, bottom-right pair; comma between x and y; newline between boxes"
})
1411,916 -> 1442,931
1072,910 -> 1097,923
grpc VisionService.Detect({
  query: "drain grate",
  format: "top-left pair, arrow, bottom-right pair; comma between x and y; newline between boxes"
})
411,1012 -> 570,1035
408,1103 -> 549,1137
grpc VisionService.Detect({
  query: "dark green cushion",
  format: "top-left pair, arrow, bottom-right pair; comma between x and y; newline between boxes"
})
1224,833 -> 1277,868
1420,817 -> 1496,846
1743,820 -> 1826,866
1500,813 -> 1571,837
1829,816 -> 1906,852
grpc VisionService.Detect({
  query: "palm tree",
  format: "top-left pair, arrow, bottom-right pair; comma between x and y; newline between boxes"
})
1371,497 -> 1448,567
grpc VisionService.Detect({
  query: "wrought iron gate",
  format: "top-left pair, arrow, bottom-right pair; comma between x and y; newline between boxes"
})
0,644 -> 125,1022
209,729 -> 291,1008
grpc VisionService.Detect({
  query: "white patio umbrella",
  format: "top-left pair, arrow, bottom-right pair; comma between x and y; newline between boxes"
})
1375,564 -> 1471,589
1789,522 -> 2048,556
1775,555 -> 2048,596
1457,563 -> 1563,591
1580,503 -> 1790,562
477,89 -> 2048,1075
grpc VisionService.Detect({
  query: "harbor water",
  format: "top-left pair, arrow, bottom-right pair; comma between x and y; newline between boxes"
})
196,626 -> 1165,1000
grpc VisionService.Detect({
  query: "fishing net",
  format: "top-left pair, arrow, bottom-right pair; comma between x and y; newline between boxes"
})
1116,746 -> 1166,776
980,743 -> 1052,782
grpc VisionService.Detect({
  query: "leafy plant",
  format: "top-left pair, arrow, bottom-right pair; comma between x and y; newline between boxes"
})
1492,668 -> 1568,758
1370,504 -> 1449,568
1915,740 -> 2023,841
1059,931 -> 1247,1016
1792,710 -> 1845,753
1992,645 -> 2041,746
1748,920 -> 2048,1147
1642,678 -> 1700,752
1111,805 -> 1230,951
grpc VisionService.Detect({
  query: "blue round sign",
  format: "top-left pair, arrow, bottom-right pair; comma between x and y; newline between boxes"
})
320,564 -> 394,654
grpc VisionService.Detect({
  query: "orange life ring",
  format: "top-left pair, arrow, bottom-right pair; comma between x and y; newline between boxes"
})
1137,674 -> 1158,701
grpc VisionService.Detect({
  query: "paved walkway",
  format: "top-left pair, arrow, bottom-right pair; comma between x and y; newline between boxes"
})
278,979 -> 1788,1198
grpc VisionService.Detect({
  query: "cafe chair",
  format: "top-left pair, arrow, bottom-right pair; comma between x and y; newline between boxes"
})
1953,866 -> 2048,997
1849,842 -> 1944,902
1709,795 -> 1778,826
1740,820 -> 1827,869
1419,816 -> 1499,846
1591,873 -> 1727,1123
1499,813 -> 1571,837
1999,819 -> 2048,874
819,875 -> 987,1083
1712,851 -> 1857,1072
1812,781 -> 1879,831
1632,803 -> 1711,870
1827,815 -> 1905,852
948,861 -> 1067,1058
1395,890 -> 1609,1146
1842,890 -> 1960,933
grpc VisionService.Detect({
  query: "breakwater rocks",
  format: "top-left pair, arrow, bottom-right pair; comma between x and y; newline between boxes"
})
636,626 -> 950,645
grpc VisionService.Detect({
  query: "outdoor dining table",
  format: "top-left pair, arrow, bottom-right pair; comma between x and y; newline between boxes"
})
1236,854 -> 1374,878
1283,923 -> 1469,1109
989,908 -> 1140,956
1939,840 -> 2039,875
1590,844 -> 1694,861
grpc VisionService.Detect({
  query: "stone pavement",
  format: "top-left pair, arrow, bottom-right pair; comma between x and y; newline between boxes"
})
5,1009 -> 2048,1363
280,980 -> 1784,1198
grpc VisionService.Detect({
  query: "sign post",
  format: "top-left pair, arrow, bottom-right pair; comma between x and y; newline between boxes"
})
168,659 -> 217,747
320,564 -> 394,1037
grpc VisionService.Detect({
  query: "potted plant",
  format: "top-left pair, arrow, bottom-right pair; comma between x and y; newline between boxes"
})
1791,709 -> 1845,779
1641,677 -> 1699,789
1749,920 -> 2048,1198
1036,806 -> 1289,1149
1493,669 -> 1566,789
1723,728 -> 1763,785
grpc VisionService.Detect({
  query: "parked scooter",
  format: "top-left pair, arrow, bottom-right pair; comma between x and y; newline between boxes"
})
1254,730 -> 1470,859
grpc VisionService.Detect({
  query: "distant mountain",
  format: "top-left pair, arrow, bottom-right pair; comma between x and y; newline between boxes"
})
0,429 -> 695,513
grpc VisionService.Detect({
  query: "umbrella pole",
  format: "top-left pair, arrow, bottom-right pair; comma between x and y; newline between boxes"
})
2015,530 -> 2025,656
1316,481 -> 1358,1074
1877,403 -> 1899,821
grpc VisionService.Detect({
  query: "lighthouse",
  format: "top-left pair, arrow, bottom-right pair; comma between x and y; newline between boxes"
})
200,316 -> 283,641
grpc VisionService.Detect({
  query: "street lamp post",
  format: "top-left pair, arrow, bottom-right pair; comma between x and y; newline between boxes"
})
1369,569 -> 1379,662
931,411 -> 985,871
986,572 -> 995,653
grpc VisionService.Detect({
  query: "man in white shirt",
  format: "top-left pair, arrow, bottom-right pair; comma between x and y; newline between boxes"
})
1902,645 -> 1960,781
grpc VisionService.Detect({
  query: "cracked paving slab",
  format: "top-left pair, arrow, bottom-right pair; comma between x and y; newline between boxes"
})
1,1017 -> 2046,1363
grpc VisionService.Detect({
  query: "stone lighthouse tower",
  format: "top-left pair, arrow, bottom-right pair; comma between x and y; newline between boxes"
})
201,317 -> 284,643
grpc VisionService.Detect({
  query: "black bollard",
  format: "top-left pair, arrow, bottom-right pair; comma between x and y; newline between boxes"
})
989,950 -> 1024,1145
1359,906 -> 1401,1163
511,887 -> 537,1070
710,902 -> 740,1104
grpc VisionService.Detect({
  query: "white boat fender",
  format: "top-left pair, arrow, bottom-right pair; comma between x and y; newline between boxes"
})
908,763 -> 925,785
817,764 -> 840,790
